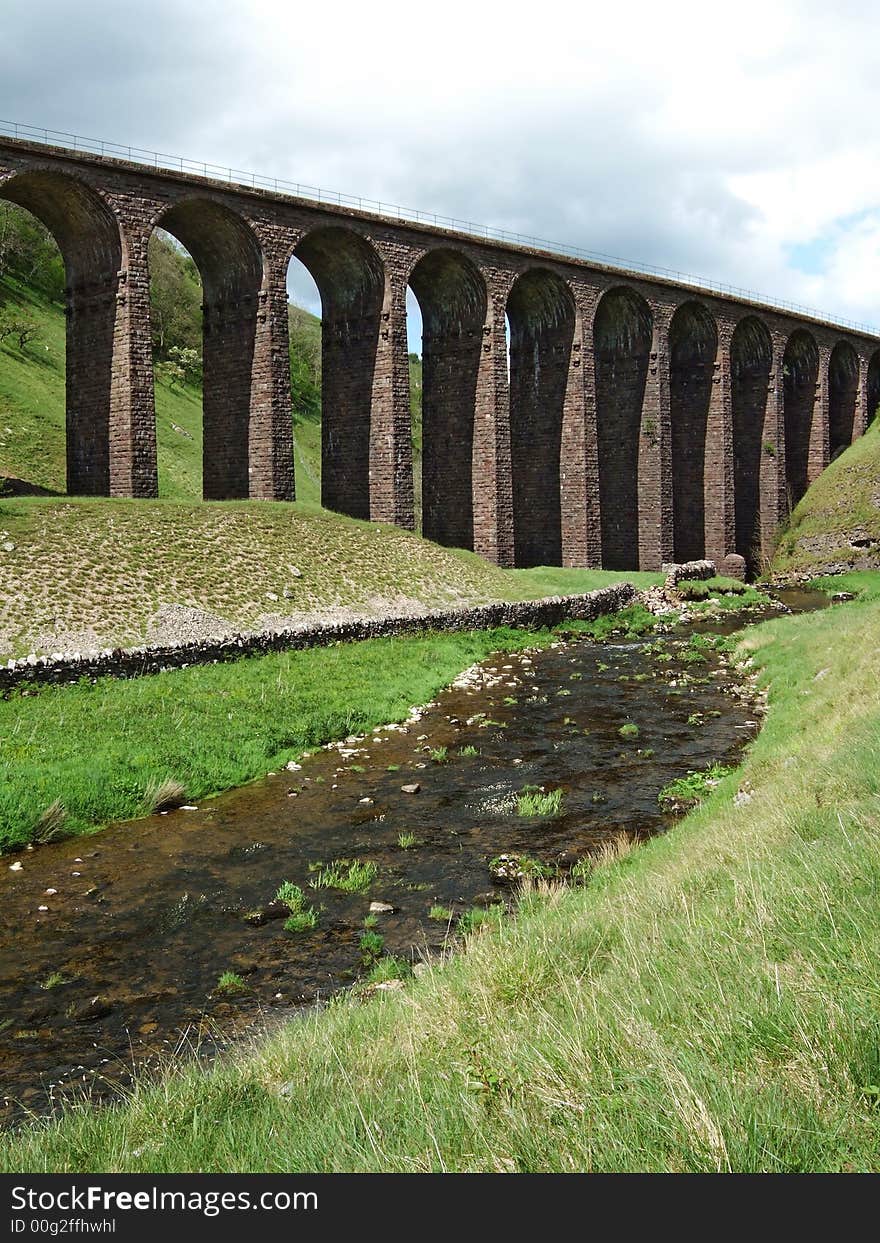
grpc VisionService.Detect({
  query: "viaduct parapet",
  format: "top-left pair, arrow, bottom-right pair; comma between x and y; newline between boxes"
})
2,135 -> 878,573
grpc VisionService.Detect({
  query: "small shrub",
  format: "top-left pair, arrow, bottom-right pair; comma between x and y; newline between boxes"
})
429,747 -> 448,764
618,722 -> 639,739
397,832 -> 417,850
428,904 -> 453,922
458,745 -> 479,758
363,913 -> 379,929
215,971 -> 246,995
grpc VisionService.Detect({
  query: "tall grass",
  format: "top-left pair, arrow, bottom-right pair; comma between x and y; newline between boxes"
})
0,627 -> 548,853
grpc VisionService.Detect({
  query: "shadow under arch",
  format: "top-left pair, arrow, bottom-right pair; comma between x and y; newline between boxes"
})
829,340 -> 859,458
292,226 -> 385,521
408,248 -> 486,549
782,328 -> 819,510
669,300 -> 717,562
730,315 -> 773,574
507,267 -> 575,567
0,168 -> 123,495
868,350 -> 880,430
153,198 -> 265,500
594,285 -> 652,569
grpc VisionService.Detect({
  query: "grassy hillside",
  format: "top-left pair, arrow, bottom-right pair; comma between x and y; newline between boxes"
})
4,582 -> 879,1171
0,275 -> 205,499
772,417 -> 880,576
0,495 -> 660,657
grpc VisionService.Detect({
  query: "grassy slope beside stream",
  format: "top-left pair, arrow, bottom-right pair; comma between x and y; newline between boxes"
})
3,580 -> 879,1171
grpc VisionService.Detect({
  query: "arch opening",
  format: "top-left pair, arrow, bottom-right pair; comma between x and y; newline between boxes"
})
669,300 -> 717,562
290,227 -> 384,520
782,329 -> 819,511
152,198 -> 264,500
594,285 -> 652,569
507,268 -> 575,567
868,351 -> 880,429
284,255 -> 323,507
731,316 -> 772,574
829,341 -> 859,459
148,228 -> 203,497
0,170 -> 123,495
408,249 -> 486,549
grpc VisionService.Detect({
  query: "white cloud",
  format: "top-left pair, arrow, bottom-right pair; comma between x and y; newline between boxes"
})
1,0 -> 879,326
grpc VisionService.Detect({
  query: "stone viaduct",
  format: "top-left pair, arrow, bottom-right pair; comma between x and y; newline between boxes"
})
2,134 -> 879,574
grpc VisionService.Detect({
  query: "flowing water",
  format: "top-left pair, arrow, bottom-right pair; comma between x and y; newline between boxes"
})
0,594 -> 823,1123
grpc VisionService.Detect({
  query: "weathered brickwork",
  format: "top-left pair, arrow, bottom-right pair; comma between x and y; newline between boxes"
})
1,136 -> 878,574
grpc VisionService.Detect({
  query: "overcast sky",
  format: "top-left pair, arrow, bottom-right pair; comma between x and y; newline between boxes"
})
2,0 -> 879,341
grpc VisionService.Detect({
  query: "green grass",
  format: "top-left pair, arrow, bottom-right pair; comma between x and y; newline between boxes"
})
658,763 -> 733,811
214,972 -> 246,996
0,495 -> 657,659
284,909 -> 318,934
0,276 -> 203,500
275,882 -> 317,931
5,584 -> 880,1171
309,859 -> 379,895
677,576 -> 749,600
772,416 -> 880,575
0,626 -> 551,853
516,786 -> 563,818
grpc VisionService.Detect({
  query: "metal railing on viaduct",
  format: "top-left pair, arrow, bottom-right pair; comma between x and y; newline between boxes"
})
1,129 -> 879,573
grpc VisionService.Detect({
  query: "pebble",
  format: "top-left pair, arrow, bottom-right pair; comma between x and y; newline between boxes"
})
400,783 -> 421,795
8,862 -> 22,872
37,905 -> 48,912
285,761 -> 302,772
358,797 -> 374,806
45,888 -> 57,895
369,901 -> 395,914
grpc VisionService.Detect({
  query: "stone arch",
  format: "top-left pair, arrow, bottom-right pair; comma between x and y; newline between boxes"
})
153,198 -> 265,500
669,300 -> 717,562
506,268 -> 576,567
292,226 -> 385,520
594,285 -> 653,569
408,248 -> 486,549
829,340 -> 859,458
730,315 -> 772,574
782,328 -> 819,510
0,168 -> 124,495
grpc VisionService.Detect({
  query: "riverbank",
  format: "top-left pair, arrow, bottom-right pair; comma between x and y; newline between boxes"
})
3,575 -> 878,1171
